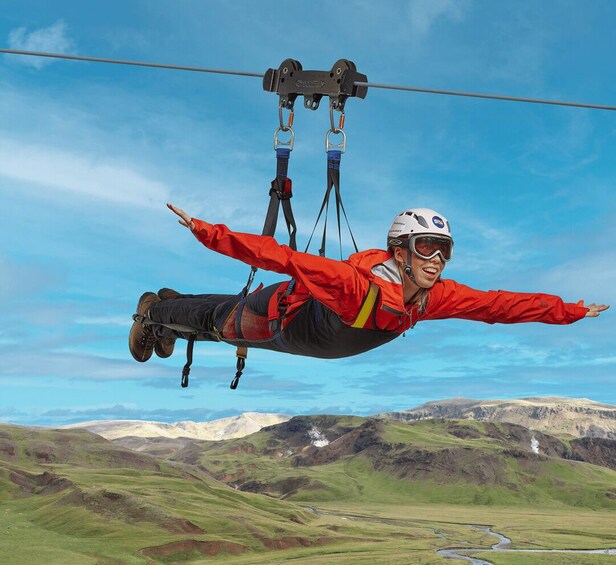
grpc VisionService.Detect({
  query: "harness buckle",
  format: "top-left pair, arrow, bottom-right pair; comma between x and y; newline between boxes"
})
270,178 -> 293,200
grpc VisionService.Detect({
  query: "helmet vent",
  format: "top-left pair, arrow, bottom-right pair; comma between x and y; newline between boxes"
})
414,214 -> 429,229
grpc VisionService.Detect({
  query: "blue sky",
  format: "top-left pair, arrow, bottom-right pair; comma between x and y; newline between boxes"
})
1,1 -> 615,426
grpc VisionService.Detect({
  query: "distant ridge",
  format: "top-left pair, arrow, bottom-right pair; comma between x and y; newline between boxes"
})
62,412 -> 290,441
377,397 -> 616,439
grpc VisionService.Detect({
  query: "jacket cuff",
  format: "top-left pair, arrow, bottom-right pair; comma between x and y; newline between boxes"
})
191,218 -> 211,235
572,304 -> 589,321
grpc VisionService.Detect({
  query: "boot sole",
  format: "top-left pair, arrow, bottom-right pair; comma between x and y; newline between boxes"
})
128,292 -> 160,362
129,321 -> 153,362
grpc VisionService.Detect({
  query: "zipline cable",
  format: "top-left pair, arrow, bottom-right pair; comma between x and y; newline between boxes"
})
0,48 -> 264,78
354,81 -> 616,111
1,48 -> 615,111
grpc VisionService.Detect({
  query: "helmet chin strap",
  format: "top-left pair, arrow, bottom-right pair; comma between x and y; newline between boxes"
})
403,247 -> 420,286
403,247 -> 433,289
403,261 -> 416,283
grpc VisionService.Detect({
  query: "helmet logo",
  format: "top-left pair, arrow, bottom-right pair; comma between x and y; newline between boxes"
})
432,216 -> 445,229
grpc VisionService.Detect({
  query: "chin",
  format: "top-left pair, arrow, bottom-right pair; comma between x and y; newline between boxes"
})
416,276 -> 439,289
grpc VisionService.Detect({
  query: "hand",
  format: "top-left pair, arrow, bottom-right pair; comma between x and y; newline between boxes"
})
577,301 -> 610,318
167,203 -> 195,231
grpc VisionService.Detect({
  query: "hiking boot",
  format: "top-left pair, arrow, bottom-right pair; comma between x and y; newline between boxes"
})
155,337 -> 176,359
158,288 -> 182,300
129,292 -> 161,362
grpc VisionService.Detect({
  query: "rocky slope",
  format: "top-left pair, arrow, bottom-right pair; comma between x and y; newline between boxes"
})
377,397 -> 616,439
168,415 -> 616,506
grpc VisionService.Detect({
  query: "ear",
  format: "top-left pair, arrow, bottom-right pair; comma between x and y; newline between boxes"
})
392,246 -> 408,266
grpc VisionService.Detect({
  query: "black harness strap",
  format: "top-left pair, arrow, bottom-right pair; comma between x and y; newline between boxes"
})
268,279 -> 296,336
181,334 -> 196,388
305,150 -> 359,259
230,147 -> 298,389
230,347 -> 247,390
241,147 -> 297,299
262,148 -> 297,248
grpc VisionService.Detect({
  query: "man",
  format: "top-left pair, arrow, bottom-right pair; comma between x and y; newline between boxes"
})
129,204 -> 608,362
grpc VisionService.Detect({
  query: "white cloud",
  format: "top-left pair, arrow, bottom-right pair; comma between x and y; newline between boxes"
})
7,20 -> 75,69
75,315 -> 131,327
407,0 -> 468,37
0,137 -> 170,208
538,254 -> 616,305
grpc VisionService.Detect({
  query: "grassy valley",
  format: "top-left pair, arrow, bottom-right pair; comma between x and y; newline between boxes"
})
1,417 -> 616,563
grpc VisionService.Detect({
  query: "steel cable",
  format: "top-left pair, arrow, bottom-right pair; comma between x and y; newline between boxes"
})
1,48 -> 614,111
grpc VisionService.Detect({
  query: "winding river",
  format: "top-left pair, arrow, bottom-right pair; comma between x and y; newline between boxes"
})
436,525 -> 616,563
305,507 -> 616,562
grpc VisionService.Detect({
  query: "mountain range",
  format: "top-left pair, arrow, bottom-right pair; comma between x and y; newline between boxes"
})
378,397 -> 616,439
63,397 -> 616,445
3,398 -> 616,563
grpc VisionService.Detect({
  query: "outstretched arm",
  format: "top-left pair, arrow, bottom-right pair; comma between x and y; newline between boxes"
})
166,203 -> 369,321
424,279 -> 609,325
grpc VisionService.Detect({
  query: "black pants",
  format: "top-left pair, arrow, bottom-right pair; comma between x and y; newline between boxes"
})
147,283 -> 398,359
148,283 -> 282,340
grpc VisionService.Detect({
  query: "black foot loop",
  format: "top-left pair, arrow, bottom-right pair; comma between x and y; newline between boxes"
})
181,335 -> 196,388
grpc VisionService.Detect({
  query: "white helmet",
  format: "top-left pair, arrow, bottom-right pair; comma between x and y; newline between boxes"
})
387,208 -> 452,246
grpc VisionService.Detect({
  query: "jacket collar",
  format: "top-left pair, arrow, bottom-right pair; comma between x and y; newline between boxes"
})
348,249 -> 407,313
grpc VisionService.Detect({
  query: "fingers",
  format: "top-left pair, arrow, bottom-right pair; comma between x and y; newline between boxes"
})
167,203 -> 194,230
584,303 -> 610,317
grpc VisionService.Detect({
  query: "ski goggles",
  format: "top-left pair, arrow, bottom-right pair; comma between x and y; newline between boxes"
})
410,235 -> 454,262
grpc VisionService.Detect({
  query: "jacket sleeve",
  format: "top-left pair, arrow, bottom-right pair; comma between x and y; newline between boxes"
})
422,279 -> 588,325
190,219 -> 369,321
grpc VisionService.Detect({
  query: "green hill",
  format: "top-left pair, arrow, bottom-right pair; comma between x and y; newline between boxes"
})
0,424 -> 340,563
169,416 -> 616,508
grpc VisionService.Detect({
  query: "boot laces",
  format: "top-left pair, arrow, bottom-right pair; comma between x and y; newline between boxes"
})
140,325 -> 156,349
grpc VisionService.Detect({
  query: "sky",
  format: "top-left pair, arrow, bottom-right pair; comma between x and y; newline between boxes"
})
1,1 -> 615,426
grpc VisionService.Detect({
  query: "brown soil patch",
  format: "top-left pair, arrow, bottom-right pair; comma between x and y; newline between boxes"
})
141,539 -> 247,558
570,437 -> 616,471
227,443 -> 256,455
258,535 -> 333,550
0,439 -> 17,459
56,486 -> 204,533
9,469 -> 73,494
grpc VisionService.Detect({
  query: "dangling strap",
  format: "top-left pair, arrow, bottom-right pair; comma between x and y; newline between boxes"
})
230,347 -> 247,389
181,334 -> 196,388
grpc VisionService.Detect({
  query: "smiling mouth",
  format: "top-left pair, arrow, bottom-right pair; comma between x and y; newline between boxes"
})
423,267 -> 439,276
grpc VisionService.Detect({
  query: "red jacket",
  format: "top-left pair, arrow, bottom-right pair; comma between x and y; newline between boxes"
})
191,220 -> 588,336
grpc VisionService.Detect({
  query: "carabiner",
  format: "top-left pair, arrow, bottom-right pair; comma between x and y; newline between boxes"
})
279,102 -> 294,132
329,100 -> 345,134
275,101 -> 295,150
